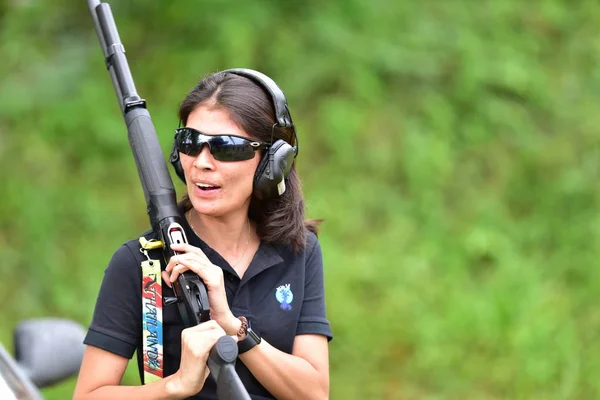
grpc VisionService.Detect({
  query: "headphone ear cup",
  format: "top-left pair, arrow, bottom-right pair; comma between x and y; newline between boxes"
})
169,143 -> 186,183
253,140 -> 296,200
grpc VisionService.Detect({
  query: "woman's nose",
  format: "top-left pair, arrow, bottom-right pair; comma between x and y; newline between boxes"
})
193,145 -> 216,170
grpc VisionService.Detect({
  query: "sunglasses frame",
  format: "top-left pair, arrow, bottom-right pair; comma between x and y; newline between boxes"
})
174,127 -> 270,162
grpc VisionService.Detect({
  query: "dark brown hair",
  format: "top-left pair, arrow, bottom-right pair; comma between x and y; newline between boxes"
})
178,71 -> 321,252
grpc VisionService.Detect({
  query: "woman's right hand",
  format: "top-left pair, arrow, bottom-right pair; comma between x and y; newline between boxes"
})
168,320 -> 226,398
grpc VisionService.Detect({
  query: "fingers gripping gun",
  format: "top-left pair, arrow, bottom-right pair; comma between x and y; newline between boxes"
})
87,2 -> 250,399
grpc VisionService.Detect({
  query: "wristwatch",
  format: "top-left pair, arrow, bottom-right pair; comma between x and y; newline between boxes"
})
236,316 -> 261,354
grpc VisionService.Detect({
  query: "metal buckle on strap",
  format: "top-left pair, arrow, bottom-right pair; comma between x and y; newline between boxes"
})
139,237 -> 164,250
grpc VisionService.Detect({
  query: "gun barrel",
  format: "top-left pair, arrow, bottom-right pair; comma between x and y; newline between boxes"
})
87,0 -> 176,227
94,3 -> 143,112
96,4 -> 144,111
88,0 -> 123,112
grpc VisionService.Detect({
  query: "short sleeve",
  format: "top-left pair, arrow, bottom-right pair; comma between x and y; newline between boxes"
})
296,233 -> 333,341
83,243 -> 142,358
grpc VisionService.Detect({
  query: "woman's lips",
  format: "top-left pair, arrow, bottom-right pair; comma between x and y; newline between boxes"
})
194,183 -> 221,198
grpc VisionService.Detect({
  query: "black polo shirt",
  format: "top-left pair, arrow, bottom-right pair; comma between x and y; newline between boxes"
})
83,213 -> 333,400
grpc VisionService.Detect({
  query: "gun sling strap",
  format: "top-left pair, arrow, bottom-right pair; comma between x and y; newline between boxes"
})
139,236 -> 165,384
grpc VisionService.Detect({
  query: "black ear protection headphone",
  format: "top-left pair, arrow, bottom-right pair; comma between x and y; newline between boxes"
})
169,68 -> 299,200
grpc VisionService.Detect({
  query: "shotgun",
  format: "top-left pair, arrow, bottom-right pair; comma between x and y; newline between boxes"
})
86,2 -> 250,399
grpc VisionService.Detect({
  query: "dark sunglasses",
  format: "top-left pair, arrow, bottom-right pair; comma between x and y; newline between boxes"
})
174,127 -> 270,162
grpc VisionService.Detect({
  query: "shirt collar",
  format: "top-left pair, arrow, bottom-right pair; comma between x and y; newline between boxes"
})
242,242 -> 284,283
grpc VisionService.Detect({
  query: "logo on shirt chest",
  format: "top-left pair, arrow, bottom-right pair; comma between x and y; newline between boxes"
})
275,283 -> 293,311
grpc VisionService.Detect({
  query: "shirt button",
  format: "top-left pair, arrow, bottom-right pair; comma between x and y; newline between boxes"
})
228,274 -> 236,282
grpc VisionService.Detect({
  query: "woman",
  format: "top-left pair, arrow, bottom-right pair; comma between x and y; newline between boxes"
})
73,69 -> 332,400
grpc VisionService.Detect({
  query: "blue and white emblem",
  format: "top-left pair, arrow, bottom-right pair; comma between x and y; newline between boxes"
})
275,284 -> 293,311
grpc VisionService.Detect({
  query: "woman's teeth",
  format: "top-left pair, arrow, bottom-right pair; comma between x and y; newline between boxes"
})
196,183 -> 218,190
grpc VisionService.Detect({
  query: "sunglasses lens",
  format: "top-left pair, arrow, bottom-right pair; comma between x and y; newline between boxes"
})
211,136 -> 257,161
177,129 -> 203,156
176,129 -> 259,161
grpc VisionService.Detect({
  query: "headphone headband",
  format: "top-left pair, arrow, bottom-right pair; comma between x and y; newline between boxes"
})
223,68 -> 293,128
223,68 -> 297,150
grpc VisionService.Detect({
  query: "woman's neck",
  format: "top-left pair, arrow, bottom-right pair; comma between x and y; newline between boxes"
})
186,209 -> 253,258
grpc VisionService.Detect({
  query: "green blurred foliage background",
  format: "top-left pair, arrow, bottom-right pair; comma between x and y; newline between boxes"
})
1,0 -> 599,399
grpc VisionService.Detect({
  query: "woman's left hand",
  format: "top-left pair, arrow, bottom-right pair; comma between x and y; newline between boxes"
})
163,242 -> 241,336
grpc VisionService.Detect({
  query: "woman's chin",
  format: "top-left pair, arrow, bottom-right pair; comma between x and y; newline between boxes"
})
188,192 -> 252,219
191,205 -> 224,218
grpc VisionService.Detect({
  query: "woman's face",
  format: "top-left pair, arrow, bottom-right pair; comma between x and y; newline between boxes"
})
180,105 -> 261,218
